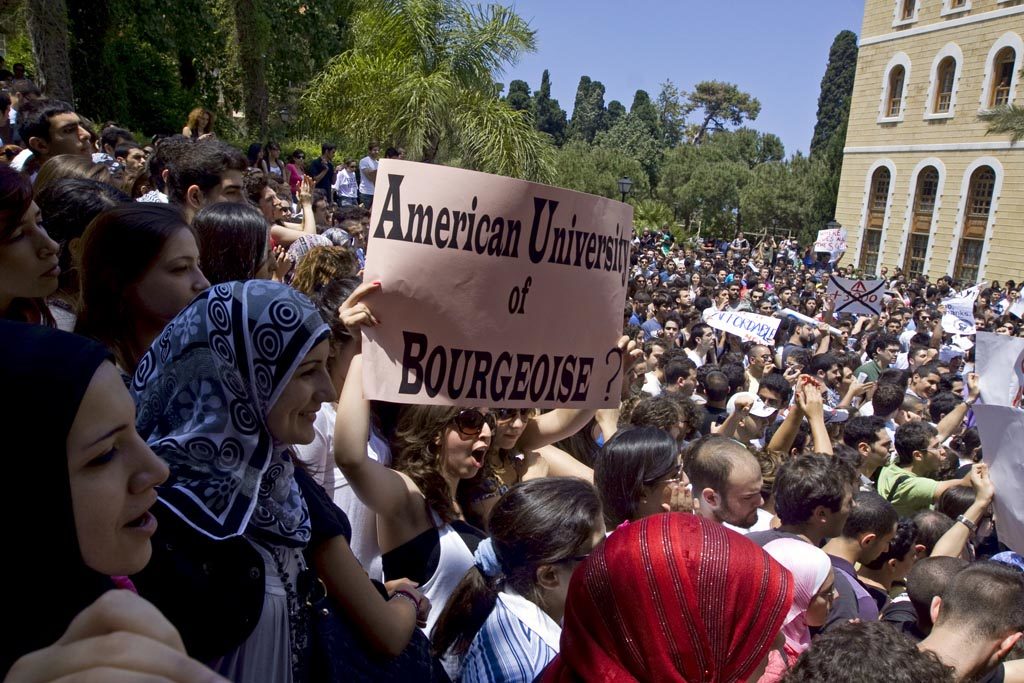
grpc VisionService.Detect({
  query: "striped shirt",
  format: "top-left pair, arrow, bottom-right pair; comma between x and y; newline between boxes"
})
460,589 -> 561,683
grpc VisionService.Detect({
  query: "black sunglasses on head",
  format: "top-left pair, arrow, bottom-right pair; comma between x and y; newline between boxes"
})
451,409 -> 496,437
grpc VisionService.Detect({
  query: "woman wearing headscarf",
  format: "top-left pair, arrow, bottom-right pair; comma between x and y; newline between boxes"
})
0,321 -> 220,681
759,538 -> 837,682
130,280 -> 337,682
540,513 -> 793,682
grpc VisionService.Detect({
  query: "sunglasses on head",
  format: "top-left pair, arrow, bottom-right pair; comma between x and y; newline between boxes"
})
493,408 -> 537,424
451,409 -> 496,437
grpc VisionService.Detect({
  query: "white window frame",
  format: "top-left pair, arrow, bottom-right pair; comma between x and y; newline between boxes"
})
924,43 -> 964,119
945,157 -> 1004,282
893,0 -> 921,27
940,0 -> 971,17
979,32 -> 1023,112
895,158 -> 946,277
878,53 -> 912,123
853,159 -> 898,278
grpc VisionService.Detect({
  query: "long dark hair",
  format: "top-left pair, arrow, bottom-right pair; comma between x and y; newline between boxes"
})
75,203 -> 194,372
593,427 -> 678,526
192,202 -> 268,285
35,178 -> 130,300
431,478 -> 602,658
0,166 -> 54,324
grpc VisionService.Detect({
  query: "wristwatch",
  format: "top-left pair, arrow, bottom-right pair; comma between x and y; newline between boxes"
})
956,514 -> 978,534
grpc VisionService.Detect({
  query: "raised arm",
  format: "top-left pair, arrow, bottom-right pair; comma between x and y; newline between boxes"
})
935,373 -> 979,441
930,463 -> 993,558
332,285 -> 421,521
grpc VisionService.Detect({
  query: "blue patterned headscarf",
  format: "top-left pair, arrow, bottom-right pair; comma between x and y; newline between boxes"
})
132,280 -> 329,547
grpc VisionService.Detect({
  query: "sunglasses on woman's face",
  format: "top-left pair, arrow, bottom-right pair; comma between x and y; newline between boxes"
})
493,408 -> 537,424
451,409 -> 496,437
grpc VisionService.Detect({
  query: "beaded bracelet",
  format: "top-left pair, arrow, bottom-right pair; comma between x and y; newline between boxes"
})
391,589 -> 421,609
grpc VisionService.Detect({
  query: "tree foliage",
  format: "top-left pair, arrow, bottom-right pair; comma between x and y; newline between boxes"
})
532,69 -> 567,145
656,79 -> 686,147
302,0 -> 553,181
683,80 -> 761,144
982,104 -> 1024,143
505,79 -> 534,114
594,112 -> 663,191
811,30 -> 858,156
568,75 -> 609,143
552,140 -> 650,199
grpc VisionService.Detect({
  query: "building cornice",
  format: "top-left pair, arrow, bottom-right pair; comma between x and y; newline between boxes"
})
861,5 -> 1024,46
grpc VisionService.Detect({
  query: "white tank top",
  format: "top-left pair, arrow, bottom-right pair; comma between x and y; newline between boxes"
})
420,514 -> 475,637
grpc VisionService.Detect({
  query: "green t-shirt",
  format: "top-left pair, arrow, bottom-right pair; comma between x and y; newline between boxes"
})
877,462 -> 937,517
855,360 -> 882,383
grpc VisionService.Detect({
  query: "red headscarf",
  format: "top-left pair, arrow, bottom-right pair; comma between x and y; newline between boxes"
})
540,513 -> 793,683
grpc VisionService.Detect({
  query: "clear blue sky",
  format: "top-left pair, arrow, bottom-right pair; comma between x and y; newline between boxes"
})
503,0 -> 866,156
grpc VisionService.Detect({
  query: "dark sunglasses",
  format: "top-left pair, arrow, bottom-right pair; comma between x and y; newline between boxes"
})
493,408 -> 537,424
451,409 -> 496,437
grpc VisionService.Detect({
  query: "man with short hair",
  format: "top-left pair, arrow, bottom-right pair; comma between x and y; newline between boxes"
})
685,435 -> 764,529
907,362 -> 942,401
358,141 -> 380,208
6,79 -> 40,144
747,454 -> 855,547
661,357 -> 697,398
167,139 -> 247,223
878,421 -> 970,516
308,143 -> 336,196
12,98 -> 90,177
724,281 -> 752,312
858,517 -> 919,613
757,372 -> 792,413
855,332 -> 902,382
641,291 -> 671,340
94,126 -> 134,165
823,491 -> 899,628
842,415 -> 892,490
808,352 -> 843,407
919,563 -> 1024,681
745,344 -> 774,394
115,142 -> 146,175
884,556 -> 969,641
640,339 -> 669,396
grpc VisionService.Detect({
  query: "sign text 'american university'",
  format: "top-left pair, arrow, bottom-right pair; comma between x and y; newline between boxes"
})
360,160 -> 633,409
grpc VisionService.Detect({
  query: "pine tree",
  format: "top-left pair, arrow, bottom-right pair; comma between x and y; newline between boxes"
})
505,79 -> 534,115
533,69 -> 567,145
568,75 -> 609,143
810,30 -> 858,156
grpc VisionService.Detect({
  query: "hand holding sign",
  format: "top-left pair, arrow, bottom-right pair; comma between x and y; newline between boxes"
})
360,160 -> 632,409
827,276 -> 884,316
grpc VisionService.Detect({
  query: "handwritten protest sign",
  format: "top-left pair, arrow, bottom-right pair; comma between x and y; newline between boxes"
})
826,276 -> 884,316
705,310 -> 780,346
360,160 -> 632,409
813,228 -> 847,263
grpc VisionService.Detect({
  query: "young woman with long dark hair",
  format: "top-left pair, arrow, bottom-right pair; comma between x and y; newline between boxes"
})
432,478 -> 605,682
75,203 -> 209,374
0,165 -> 59,324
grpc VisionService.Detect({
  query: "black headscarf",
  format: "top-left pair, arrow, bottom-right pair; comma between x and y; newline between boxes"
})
0,320 -> 114,675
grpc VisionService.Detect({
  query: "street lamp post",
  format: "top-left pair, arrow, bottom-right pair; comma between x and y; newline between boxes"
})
617,176 -> 633,203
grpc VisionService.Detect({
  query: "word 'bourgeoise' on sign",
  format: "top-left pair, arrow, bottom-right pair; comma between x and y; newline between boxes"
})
371,173 -> 632,286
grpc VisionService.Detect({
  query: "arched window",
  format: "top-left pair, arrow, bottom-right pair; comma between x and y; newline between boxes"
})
991,47 -> 1017,108
904,167 -> 939,278
934,58 -> 956,113
860,167 -> 891,274
887,66 -> 906,117
954,166 -> 996,282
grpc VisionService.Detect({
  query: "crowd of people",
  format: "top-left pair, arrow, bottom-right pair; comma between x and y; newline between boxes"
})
0,88 -> 1022,683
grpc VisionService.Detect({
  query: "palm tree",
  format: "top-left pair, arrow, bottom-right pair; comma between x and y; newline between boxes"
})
302,0 -> 553,182
982,105 -> 1024,143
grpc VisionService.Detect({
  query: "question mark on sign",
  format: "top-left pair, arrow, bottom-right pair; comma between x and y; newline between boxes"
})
604,346 -> 621,401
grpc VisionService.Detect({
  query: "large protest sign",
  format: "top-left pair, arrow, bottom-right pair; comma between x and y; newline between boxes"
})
360,160 -> 632,409
813,227 -> 847,263
975,332 -> 1024,408
826,276 -> 884,316
705,310 -> 780,346
972,405 -> 1024,554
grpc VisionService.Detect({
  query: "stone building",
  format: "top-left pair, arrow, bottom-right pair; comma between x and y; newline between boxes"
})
836,0 -> 1023,283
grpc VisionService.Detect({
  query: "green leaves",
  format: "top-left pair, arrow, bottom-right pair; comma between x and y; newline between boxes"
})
981,105 -> 1024,143
301,0 -> 550,180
